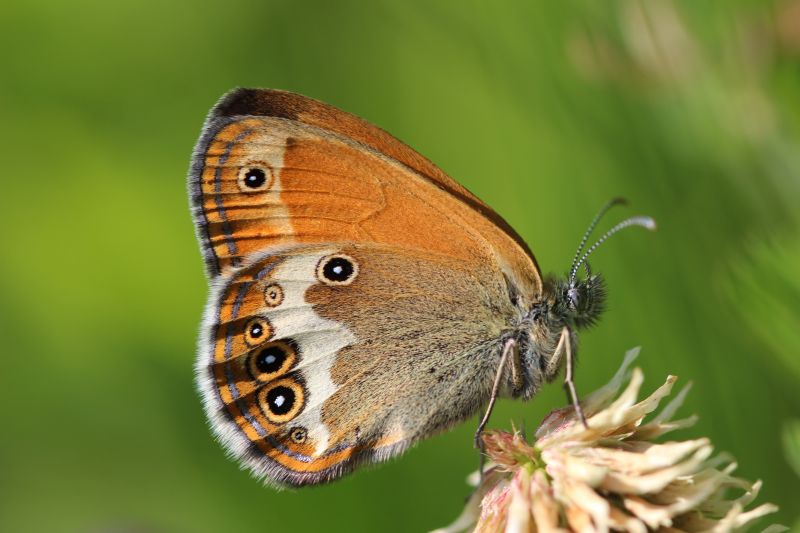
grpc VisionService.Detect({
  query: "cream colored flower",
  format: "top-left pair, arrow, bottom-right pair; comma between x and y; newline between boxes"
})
433,348 -> 781,533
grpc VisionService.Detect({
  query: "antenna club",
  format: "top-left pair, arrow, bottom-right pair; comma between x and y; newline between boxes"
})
569,215 -> 656,281
569,198 -> 629,277
611,197 -> 629,206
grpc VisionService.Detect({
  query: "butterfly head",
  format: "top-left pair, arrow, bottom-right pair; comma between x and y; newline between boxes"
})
547,198 -> 655,330
556,272 -> 607,329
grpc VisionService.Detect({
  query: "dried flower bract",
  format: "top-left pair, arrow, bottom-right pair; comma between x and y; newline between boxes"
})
434,348 -> 781,533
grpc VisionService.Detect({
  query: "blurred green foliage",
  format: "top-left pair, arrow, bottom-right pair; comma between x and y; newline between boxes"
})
1,0 -> 798,531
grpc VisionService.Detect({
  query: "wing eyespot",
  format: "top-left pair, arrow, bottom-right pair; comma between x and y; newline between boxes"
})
237,162 -> 274,192
258,378 -> 305,424
289,426 -> 307,444
263,283 -> 284,307
247,339 -> 298,382
244,317 -> 273,346
316,254 -> 359,286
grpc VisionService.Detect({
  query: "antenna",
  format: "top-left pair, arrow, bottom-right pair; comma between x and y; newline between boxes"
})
569,198 -> 627,279
569,215 -> 656,284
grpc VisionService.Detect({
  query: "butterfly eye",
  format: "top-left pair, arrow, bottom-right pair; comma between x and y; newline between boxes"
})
237,164 -> 273,192
247,339 -> 298,381
258,379 -> 305,424
263,283 -> 284,307
289,426 -> 307,444
567,287 -> 580,311
244,318 -> 273,346
317,254 -> 359,286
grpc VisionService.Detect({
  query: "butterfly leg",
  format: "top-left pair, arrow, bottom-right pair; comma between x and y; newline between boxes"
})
474,337 -> 517,478
558,326 -> 589,428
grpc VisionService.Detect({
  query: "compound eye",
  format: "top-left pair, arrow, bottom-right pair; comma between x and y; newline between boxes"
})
567,288 -> 580,310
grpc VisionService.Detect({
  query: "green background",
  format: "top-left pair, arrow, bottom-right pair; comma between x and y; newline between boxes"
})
1,0 -> 798,531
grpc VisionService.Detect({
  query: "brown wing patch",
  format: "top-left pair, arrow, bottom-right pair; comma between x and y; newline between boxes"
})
307,245 -> 512,450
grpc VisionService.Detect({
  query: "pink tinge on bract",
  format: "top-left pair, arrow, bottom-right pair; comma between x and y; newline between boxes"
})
432,348 -> 781,533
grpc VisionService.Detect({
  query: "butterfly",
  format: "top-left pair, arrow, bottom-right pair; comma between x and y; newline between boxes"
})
188,88 -> 655,487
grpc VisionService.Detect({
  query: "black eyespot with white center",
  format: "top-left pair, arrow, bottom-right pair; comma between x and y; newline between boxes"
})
325,258 -> 352,281
258,378 -> 305,423
255,345 -> 285,374
244,318 -> 272,346
245,168 -> 265,188
267,386 -> 294,415
237,163 -> 272,192
247,339 -> 298,381
316,254 -> 359,286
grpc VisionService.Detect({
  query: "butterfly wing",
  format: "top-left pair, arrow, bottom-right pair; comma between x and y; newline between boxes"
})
198,243 -> 518,486
188,88 -> 541,301
190,88 -> 544,485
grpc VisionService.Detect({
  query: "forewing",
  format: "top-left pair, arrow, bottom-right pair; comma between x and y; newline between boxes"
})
188,88 -> 540,300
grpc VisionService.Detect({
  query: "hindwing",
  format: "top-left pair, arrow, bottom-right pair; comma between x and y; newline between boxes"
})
198,243 -> 516,486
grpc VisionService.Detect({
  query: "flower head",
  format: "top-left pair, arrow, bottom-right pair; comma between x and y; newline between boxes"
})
434,348 -> 781,533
